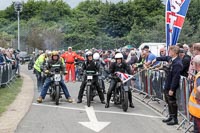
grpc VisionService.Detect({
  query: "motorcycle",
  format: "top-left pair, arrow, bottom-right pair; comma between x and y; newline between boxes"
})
98,67 -> 106,94
84,70 -> 99,107
110,75 -> 129,112
75,61 -> 84,82
47,64 -> 64,105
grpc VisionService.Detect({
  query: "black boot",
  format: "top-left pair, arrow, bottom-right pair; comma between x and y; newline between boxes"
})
101,101 -> 105,104
77,99 -> 82,103
103,89 -> 106,94
162,115 -> 172,123
129,102 -> 135,108
105,95 -> 110,108
167,105 -> 178,125
166,117 -> 178,125
128,91 -> 134,108
105,102 -> 109,108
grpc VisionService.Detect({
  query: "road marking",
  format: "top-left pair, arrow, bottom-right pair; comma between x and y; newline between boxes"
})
32,103 -> 85,111
32,103 -> 164,119
94,110 -> 164,119
79,106 -> 110,132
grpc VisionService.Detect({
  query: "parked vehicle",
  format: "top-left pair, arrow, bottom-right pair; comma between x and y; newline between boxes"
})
18,51 -> 30,64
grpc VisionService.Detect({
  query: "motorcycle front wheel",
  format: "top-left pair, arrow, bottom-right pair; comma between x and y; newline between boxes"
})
55,86 -> 60,105
122,91 -> 128,112
86,85 -> 91,107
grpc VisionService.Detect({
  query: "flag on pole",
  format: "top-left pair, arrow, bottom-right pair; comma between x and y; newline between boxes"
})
166,0 -> 191,49
115,72 -> 133,84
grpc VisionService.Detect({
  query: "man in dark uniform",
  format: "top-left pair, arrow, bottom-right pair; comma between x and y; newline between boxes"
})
77,51 -> 105,104
153,45 -> 183,125
105,52 -> 134,108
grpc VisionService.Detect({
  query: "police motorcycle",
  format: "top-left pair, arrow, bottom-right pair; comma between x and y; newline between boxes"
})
46,64 -> 65,105
83,70 -> 100,107
109,72 -> 130,112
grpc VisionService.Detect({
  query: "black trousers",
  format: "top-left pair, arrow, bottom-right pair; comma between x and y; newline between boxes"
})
78,75 -> 105,101
106,79 -> 133,104
164,89 -> 178,118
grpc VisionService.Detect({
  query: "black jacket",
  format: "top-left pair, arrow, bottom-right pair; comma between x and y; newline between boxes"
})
46,58 -> 65,73
156,56 -> 183,91
109,61 -> 132,75
82,60 -> 99,72
180,54 -> 191,77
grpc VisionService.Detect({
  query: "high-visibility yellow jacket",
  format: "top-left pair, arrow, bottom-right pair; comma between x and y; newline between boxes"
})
188,72 -> 200,118
33,54 -> 46,72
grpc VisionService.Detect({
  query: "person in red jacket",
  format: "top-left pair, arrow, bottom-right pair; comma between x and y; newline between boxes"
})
61,47 -> 84,82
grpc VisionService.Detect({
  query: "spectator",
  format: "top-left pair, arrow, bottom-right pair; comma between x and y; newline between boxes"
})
179,48 -> 191,77
142,45 -> 158,68
0,48 -> 6,65
133,51 -> 145,69
188,54 -> 200,133
183,44 -> 189,54
126,50 -> 138,66
153,45 -> 183,125
188,43 -> 200,78
188,43 -> 194,56
160,47 -> 167,57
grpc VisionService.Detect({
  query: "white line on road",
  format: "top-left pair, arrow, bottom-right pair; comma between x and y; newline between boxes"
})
32,103 -> 164,119
79,106 -> 110,132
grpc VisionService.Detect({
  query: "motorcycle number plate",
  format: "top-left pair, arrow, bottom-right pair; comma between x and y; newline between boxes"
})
54,74 -> 61,81
87,76 -> 93,80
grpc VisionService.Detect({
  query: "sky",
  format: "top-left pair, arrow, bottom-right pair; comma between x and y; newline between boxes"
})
0,0 -> 130,10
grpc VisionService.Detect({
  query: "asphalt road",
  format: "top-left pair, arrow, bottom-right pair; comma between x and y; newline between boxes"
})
15,65 -> 181,133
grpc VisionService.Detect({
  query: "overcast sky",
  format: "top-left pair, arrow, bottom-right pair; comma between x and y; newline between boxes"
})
0,0 -> 131,10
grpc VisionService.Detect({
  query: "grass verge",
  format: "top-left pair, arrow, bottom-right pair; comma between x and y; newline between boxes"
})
0,77 -> 23,115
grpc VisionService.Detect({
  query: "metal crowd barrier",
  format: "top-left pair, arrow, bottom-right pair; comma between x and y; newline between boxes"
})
133,69 -> 194,132
0,63 -> 17,88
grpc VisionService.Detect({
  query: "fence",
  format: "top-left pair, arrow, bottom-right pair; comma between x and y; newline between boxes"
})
0,63 -> 17,88
133,69 -> 194,133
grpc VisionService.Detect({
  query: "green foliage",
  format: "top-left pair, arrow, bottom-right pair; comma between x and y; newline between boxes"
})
0,0 -> 199,50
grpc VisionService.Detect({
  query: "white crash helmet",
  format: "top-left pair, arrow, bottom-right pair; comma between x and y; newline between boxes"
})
86,51 -> 93,57
93,52 -> 100,60
115,53 -> 123,59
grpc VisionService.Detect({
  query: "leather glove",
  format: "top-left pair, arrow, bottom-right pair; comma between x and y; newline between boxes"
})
64,71 -> 68,75
45,70 -> 49,74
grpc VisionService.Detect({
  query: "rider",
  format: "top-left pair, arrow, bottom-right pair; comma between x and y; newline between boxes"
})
93,52 -> 106,94
105,52 -> 135,108
77,51 -> 105,104
37,51 -> 73,103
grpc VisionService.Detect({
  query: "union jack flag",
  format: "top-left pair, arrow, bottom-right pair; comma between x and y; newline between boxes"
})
166,0 -> 191,48
115,72 -> 133,84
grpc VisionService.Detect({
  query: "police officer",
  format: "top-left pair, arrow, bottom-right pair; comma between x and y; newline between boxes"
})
77,51 -> 105,104
37,51 -> 73,103
153,45 -> 183,125
105,52 -> 135,108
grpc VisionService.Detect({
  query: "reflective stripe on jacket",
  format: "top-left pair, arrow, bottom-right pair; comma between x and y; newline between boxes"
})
188,72 -> 200,118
